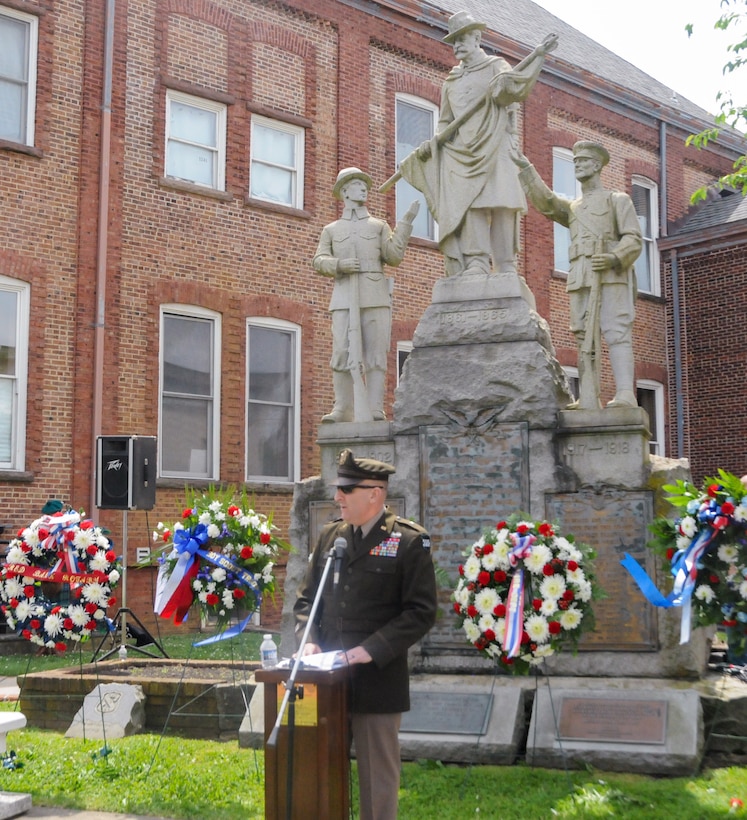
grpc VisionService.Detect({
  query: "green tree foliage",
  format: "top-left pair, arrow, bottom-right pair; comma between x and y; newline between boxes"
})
686,0 -> 747,202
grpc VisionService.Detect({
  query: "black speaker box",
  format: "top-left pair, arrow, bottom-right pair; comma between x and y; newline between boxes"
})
96,435 -> 157,510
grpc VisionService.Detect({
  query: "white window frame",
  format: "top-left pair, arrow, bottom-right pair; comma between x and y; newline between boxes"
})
0,7 -> 38,146
636,380 -> 664,456
249,115 -> 304,209
395,94 -> 438,241
158,305 -> 221,480
0,276 -> 29,470
396,340 -> 413,387
552,147 -> 580,273
632,176 -> 660,296
561,365 -> 579,405
164,90 -> 226,190
246,317 -> 300,483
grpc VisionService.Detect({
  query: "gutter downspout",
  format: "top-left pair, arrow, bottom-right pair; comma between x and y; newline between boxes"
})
91,0 -> 116,514
670,249 -> 684,458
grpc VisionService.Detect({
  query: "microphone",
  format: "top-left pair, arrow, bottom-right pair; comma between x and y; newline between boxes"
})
332,537 -> 347,589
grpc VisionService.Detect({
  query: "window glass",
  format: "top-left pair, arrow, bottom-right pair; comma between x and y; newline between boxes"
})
632,179 -> 659,295
165,92 -> 225,190
637,382 -> 664,455
160,310 -> 219,478
246,321 -> 298,482
250,117 -> 304,209
0,9 -> 36,144
552,148 -> 577,272
0,279 -> 28,469
395,97 -> 437,240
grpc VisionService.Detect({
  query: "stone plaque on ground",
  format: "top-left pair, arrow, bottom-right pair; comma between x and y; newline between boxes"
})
545,490 -> 656,650
421,423 -> 529,651
66,682 -> 145,739
527,686 -> 703,775
400,691 -> 492,735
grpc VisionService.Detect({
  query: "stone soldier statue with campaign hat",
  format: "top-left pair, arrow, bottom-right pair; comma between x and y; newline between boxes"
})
511,140 -> 643,409
294,448 -> 437,819
313,168 -> 419,424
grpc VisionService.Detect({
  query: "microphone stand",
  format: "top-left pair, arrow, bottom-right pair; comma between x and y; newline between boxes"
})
267,544 -> 336,820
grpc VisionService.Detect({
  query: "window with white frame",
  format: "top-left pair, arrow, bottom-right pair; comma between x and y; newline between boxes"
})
246,318 -> 300,483
562,365 -> 579,405
0,7 -> 38,145
396,340 -> 413,387
632,177 -> 660,295
552,147 -> 579,273
159,307 -> 221,479
249,116 -> 304,209
637,380 -> 664,456
395,95 -> 437,240
0,277 -> 29,470
165,90 -> 226,190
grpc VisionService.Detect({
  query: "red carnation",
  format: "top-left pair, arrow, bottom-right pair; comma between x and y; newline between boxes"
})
458,564 -> 464,576
707,483 -> 719,498
521,630 -> 530,644
260,532 -> 272,545
542,564 -> 554,576
206,593 -> 219,606
558,599 -> 570,610
721,501 -> 735,515
233,588 -> 246,600
63,618 -> 73,630
503,656 -> 515,665
477,571 -> 491,587
567,560 -> 578,571
81,520 -> 94,530
538,522 -> 554,537
20,544 -> 31,553
475,637 -> 487,651
22,629 -> 31,640
562,590 -> 575,601
532,598 -> 542,611
483,629 -> 496,642
30,619 -> 41,630
483,543 -> 494,555
548,620 -> 562,635
666,547 -> 676,560
466,605 -> 478,618
9,598 -> 18,609
55,642 -> 67,653
86,545 -> 98,556
24,585 -> 35,598
105,550 -> 116,562
240,546 -> 254,560
494,570 -> 507,583
722,619 -> 738,627
108,597 -> 117,608
182,508 -> 193,519
85,621 -> 97,631
453,603 -> 461,614
228,505 -> 240,516
38,529 -> 49,540
51,606 -> 62,615
517,523 -> 529,534
709,574 -> 720,584
84,602 -> 98,614
496,521 -> 507,530
494,603 -> 506,617
64,530 -> 75,542
162,530 -> 171,542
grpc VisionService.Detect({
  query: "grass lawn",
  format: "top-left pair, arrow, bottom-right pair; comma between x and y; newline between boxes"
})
0,634 -> 744,818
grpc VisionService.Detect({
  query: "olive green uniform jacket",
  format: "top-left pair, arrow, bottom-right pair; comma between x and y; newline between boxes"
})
294,509 -> 437,714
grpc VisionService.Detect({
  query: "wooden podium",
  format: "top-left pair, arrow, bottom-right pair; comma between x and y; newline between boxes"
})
256,666 -> 350,820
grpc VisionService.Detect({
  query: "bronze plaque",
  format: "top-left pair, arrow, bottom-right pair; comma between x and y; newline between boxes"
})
545,490 -> 657,650
558,697 -> 667,744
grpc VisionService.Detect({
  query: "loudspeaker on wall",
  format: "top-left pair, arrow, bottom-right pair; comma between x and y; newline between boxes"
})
96,435 -> 157,510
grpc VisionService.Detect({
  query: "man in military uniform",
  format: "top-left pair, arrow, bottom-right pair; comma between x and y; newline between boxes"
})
314,168 -> 418,423
294,449 -> 437,820
511,141 -> 642,409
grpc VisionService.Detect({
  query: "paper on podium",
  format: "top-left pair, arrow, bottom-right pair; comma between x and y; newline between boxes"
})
276,650 -> 346,671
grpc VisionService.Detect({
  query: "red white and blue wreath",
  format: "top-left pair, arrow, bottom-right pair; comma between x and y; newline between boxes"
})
0,510 -> 121,651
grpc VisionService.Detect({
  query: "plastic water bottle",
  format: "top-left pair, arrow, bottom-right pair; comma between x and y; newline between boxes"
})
260,634 -> 278,668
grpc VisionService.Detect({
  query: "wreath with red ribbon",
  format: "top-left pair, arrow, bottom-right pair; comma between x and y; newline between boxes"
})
0,510 -> 121,652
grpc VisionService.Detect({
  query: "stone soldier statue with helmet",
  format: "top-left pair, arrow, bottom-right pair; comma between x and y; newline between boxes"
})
511,140 -> 643,409
313,168 -> 419,423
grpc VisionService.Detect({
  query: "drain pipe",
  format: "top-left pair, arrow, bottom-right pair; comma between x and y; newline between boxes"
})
670,249 -> 684,458
90,0 -> 116,515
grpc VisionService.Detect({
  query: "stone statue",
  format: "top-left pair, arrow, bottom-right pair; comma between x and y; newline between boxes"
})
511,141 -> 642,409
382,11 -> 557,277
314,167 -> 419,423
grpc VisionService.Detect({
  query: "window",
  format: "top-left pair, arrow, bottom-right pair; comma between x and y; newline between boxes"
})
552,148 -> 579,272
0,8 -> 37,145
249,116 -> 304,209
0,277 -> 29,470
246,319 -> 300,483
632,177 -> 659,295
159,307 -> 221,479
396,341 -> 413,387
165,91 -> 226,190
562,366 -> 579,404
395,95 -> 438,240
637,380 -> 664,456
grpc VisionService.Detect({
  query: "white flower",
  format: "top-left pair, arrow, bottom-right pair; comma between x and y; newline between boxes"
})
209,500 -> 223,513
207,523 -> 221,539
493,541 -> 511,568
481,550 -> 500,571
694,584 -> 715,603
22,527 -> 40,548
463,620 -> 481,642
198,512 -> 212,526
559,608 -> 583,630
575,580 -> 593,602
14,600 -> 31,622
718,544 -> 739,564
734,504 -> 747,523
494,618 -> 506,644
5,545 -> 28,565
474,587 -> 500,615
94,609 -> 105,620
463,555 -> 481,582
539,574 -> 567,601
81,582 -> 107,605
566,567 -> 586,585
44,613 -> 64,637
478,614 -> 496,634
221,590 -> 235,608
679,516 -> 697,538
211,567 -> 227,583
739,580 -> 747,600
73,529 -> 95,550
69,606 -> 89,628
524,544 -> 552,574
89,551 -> 111,572
525,614 -> 550,644
198,590 -> 209,603
108,569 -> 120,585
533,644 -> 555,659
540,598 -> 558,617
3,577 -> 24,599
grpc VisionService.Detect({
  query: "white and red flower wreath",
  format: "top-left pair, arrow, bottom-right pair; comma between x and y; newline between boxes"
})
0,510 -> 121,652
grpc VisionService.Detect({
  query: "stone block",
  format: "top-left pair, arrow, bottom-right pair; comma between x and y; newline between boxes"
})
0,791 -> 32,820
65,683 -> 145,739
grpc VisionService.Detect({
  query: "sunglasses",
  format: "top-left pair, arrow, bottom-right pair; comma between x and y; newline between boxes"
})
337,484 -> 382,495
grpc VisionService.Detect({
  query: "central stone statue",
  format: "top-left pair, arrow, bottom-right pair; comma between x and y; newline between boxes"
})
385,11 -> 557,277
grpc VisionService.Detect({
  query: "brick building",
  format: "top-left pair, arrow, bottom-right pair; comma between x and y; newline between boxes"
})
0,0 -> 742,635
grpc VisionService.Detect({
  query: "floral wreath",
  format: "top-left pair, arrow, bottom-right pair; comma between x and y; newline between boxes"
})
625,468 -> 747,658
153,487 -> 287,631
452,515 -> 600,674
0,509 -> 121,652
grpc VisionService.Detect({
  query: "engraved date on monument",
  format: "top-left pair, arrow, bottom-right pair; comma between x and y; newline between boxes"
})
438,309 -> 509,325
562,439 -> 630,457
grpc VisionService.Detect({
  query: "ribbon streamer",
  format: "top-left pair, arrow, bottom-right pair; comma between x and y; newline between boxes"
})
502,533 -> 537,657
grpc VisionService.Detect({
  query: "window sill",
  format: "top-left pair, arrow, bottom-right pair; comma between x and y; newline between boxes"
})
0,470 -> 34,482
158,177 -> 234,201
244,197 -> 311,219
0,140 -> 42,158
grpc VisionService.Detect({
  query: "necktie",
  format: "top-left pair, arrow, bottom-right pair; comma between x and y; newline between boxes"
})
353,527 -> 363,548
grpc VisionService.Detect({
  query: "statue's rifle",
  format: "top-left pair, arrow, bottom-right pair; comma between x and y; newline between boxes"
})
347,272 -> 373,423
378,34 -> 558,194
